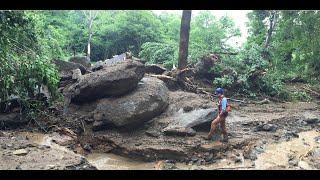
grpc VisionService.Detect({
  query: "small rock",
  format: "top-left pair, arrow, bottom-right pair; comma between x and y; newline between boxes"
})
312,148 -> 320,158
241,122 -> 249,126
7,144 -> 13,148
199,141 -> 224,152
288,159 -> 299,167
305,118 -> 319,124
135,142 -> 142,146
235,156 -> 242,163
83,144 -> 92,152
257,123 -> 277,132
249,152 -> 257,161
46,165 -> 56,169
298,161 -> 313,170
191,157 -> 198,163
84,118 -> 94,124
38,145 -> 51,150
155,160 -> 177,170
165,160 -> 175,164
255,146 -> 264,154
145,130 -> 161,138
163,126 -> 196,137
13,149 -> 29,156
303,114 -> 319,124
183,106 -> 193,112
205,153 -> 214,162
288,154 -> 295,161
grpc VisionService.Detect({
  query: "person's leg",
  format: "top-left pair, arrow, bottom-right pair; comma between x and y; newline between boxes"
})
207,115 -> 221,139
220,116 -> 228,142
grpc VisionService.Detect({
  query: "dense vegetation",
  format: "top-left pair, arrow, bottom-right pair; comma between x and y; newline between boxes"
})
1,10 -> 320,107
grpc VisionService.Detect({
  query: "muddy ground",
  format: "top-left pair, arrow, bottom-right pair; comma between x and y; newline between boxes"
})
0,88 -> 320,170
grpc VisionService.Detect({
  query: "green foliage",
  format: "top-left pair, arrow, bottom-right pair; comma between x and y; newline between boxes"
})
139,42 -> 177,69
212,10 -> 320,99
2,10 -> 320,105
213,75 -> 235,89
92,10 -> 164,60
0,10 -> 60,109
290,91 -> 311,102
189,11 -> 241,62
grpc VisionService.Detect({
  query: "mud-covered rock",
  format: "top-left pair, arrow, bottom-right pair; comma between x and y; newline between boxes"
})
12,149 -> 29,156
168,108 -> 217,131
163,126 -> 196,137
64,60 -> 145,104
155,160 -> 177,170
145,130 -> 161,138
199,141 -> 226,152
145,64 -> 167,75
69,56 -> 91,68
298,161 -> 313,170
0,113 -> 28,129
255,123 -> 278,132
303,113 -> 319,124
53,59 -> 88,80
91,53 -> 129,71
93,77 -> 169,128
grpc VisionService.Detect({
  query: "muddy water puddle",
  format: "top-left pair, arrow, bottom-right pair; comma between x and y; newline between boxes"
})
17,131 -> 77,154
86,153 -> 156,170
255,130 -> 320,169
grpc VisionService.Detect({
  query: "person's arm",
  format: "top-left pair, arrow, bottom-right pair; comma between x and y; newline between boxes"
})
219,98 -> 227,116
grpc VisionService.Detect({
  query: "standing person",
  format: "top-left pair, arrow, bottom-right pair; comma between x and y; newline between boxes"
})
206,88 -> 231,142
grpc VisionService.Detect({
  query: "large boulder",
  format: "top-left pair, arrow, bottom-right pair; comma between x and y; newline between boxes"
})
0,113 -> 28,129
166,108 -> 217,132
93,77 -> 169,129
91,53 -> 128,71
69,56 -> 91,68
64,60 -> 145,104
53,59 -> 88,81
154,91 -> 217,134
145,64 -> 167,75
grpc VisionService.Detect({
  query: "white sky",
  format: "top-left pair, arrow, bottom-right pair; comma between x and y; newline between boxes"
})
152,10 -> 251,48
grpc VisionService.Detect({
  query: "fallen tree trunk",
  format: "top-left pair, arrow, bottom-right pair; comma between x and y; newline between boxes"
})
152,69 -> 248,104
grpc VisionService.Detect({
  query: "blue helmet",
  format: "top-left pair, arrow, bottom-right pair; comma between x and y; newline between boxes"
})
215,87 -> 224,95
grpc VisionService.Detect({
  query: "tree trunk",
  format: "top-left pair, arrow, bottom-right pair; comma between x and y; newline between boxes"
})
264,11 -> 277,48
178,10 -> 192,70
87,13 -> 94,60
83,10 -> 98,61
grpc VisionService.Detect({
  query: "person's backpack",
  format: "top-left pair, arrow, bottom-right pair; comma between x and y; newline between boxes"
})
226,103 -> 232,112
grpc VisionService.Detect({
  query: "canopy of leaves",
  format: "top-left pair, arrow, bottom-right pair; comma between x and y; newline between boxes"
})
0,10 -> 60,105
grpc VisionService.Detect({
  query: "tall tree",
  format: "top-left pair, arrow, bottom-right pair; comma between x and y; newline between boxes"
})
83,10 -> 99,60
178,10 -> 192,70
264,10 -> 278,48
